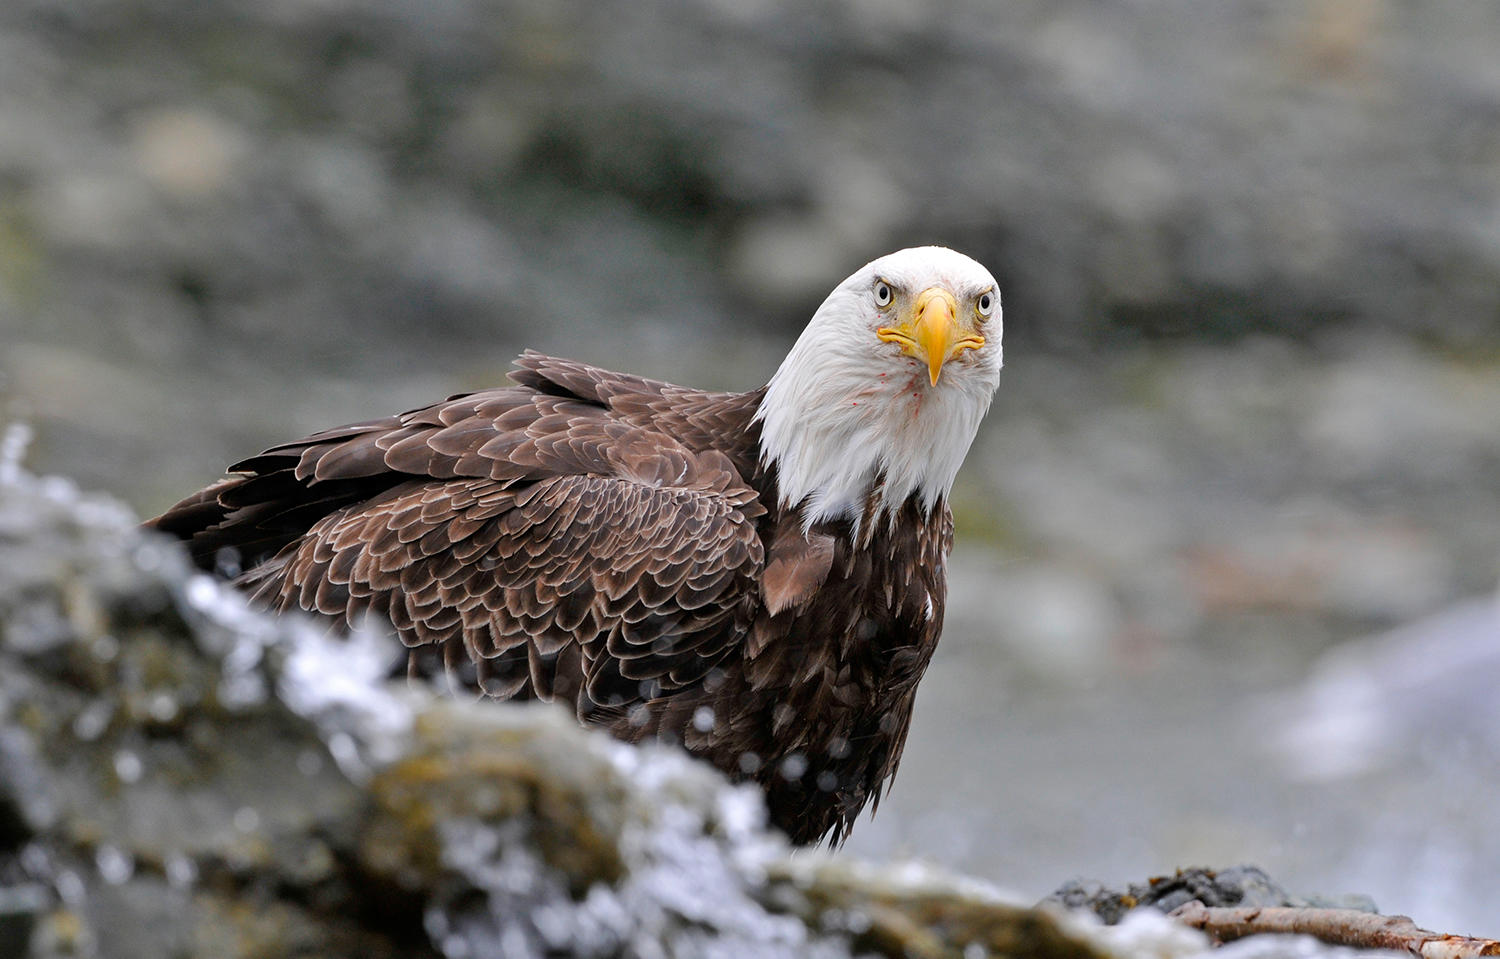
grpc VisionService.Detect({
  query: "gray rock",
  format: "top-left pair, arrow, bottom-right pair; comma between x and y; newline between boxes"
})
1045,865 -> 1378,926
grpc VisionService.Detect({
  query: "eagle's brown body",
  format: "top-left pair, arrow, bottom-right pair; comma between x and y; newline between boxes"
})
150,352 -> 950,844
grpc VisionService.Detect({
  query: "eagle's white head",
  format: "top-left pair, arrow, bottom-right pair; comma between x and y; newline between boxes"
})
755,246 -> 1003,531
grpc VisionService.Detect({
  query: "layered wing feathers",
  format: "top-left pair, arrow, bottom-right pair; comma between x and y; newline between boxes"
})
153,354 -> 769,715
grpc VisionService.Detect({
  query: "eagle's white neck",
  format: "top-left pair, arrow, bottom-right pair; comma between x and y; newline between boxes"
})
753,270 -> 999,533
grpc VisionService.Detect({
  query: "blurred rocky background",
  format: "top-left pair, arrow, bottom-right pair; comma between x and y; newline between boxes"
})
1,0 -> 1497,938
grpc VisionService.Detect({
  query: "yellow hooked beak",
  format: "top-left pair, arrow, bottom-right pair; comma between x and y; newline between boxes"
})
876,286 -> 985,386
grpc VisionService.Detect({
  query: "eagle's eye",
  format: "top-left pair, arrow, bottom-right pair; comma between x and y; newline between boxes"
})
873,281 -> 893,307
976,290 -> 995,318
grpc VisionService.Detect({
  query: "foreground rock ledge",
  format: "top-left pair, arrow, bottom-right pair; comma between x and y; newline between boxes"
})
0,465 -> 1344,959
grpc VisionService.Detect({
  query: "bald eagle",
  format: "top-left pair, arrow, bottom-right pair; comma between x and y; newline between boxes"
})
149,246 -> 1004,844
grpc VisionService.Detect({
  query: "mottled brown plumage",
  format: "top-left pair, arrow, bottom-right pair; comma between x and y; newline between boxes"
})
151,353 -> 949,843
149,247 -> 1003,844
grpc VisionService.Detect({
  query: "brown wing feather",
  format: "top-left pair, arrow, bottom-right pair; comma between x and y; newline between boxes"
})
149,353 -> 769,719
148,355 -> 766,566
256,465 -> 762,714
257,466 -> 763,716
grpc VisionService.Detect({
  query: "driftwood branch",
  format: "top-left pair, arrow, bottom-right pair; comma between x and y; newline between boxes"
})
1170,902 -> 1500,958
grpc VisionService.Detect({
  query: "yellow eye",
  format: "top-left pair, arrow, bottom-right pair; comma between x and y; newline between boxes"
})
874,281 -> 893,307
976,290 -> 995,318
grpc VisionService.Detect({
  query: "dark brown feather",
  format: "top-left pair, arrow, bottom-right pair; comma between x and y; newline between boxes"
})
146,352 -> 953,845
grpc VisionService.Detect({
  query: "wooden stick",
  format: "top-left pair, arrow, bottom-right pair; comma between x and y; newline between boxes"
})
1169,903 -> 1500,958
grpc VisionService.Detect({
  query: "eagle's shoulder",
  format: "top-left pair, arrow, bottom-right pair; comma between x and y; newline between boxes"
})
149,353 -> 770,568
509,351 -> 768,481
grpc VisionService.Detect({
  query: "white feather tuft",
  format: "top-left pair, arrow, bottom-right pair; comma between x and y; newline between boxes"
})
755,247 -> 1003,532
